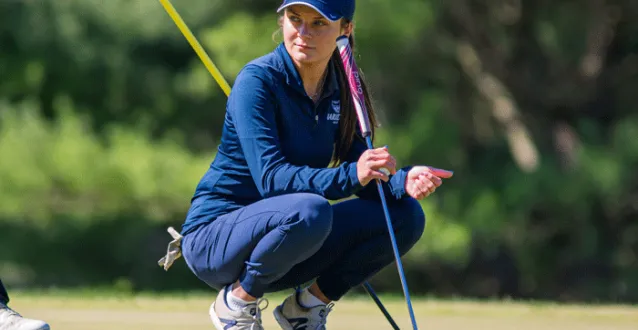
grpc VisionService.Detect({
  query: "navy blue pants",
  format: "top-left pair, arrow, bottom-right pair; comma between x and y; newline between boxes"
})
0,278 -> 8,304
182,193 -> 425,301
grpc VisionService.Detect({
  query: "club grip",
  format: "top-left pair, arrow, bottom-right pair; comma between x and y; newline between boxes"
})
336,35 -> 372,138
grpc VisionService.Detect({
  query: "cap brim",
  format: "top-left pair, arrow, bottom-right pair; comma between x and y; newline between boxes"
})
277,2 -> 340,22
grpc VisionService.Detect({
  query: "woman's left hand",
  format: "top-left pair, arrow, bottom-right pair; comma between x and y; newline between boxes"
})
405,166 -> 453,200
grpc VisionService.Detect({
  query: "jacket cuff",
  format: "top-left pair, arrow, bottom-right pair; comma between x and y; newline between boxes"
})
390,166 -> 412,199
347,162 -> 363,193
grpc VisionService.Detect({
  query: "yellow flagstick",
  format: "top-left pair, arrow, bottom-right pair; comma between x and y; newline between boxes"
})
157,0 -> 232,97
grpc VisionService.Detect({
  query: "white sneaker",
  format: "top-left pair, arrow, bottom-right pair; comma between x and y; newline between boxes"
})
0,303 -> 50,330
273,290 -> 334,330
209,286 -> 269,330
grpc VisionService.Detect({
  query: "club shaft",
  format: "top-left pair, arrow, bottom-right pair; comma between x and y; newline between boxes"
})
366,136 -> 419,330
363,282 -> 401,330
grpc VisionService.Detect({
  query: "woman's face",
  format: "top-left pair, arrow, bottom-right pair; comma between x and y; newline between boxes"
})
282,5 -> 352,68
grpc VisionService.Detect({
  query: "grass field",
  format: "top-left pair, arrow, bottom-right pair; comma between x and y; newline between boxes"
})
8,290 -> 637,329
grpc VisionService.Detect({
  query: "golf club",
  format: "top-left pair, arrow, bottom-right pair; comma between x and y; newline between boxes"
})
337,35 -> 419,330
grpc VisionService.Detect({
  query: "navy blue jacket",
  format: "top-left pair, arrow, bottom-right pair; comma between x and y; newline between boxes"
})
181,43 -> 410,235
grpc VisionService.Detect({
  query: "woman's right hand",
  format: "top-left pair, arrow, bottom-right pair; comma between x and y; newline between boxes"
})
357,146 -> 397,186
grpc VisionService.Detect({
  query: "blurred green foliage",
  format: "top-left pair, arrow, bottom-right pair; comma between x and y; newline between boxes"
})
1,0 -> 637,302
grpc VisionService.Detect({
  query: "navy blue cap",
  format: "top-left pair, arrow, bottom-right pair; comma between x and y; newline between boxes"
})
277,0 -> 356,21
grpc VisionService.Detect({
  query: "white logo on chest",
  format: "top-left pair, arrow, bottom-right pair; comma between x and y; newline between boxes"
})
326,100 -> 340,123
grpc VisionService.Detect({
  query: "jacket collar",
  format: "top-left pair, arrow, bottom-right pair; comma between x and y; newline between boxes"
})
275,42 -> 339,99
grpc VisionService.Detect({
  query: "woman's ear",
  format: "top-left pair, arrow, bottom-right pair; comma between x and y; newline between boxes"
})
341,21 -> 354,37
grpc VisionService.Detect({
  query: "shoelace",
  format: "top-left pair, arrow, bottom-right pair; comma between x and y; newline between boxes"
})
315,302 -> 335,330
247,298 -> 269,330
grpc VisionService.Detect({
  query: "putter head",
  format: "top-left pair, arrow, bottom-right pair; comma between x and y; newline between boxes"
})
157,226 -> 184,271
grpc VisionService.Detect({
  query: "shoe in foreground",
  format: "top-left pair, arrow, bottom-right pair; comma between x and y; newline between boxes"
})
273,290 -> 334,330
0,303 -> 50,330
209,286 -> 268,330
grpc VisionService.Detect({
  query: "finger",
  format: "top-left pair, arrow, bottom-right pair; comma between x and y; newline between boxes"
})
429,167 -> 454,178
421,172 -> 442,186
368,151 -> 392,162
415,176 -> 436,195
368,159 -> 397,173
369,146 -> 389,155
389,156 -> 397,175
415,184 -> 430,199
372,149 -> 395,162
414,186 -> 427,200
367,153 -> 392,162
408,183 -> 423,200
369,155 -> 397,173
414,177 -> 430,197
363,148 -> 384,157
431,176 -> 443,187
376,157 -> 397,175
369,170 -> 389,182
419,181 -> 433,198
426,180 -> 437,193
419,177 -> 436,194
386,161 -> 397,175
362,149 -> 375,160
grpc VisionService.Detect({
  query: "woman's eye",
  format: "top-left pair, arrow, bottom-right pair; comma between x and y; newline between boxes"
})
289,16 -> 301,22
314,20 -> 327,26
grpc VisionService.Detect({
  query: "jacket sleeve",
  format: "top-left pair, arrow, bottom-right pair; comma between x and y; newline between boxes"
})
230,65 -> 363,200
345,130 -> 412,202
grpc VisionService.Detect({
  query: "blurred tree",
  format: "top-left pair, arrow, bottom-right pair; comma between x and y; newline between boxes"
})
0,0 -> 637,302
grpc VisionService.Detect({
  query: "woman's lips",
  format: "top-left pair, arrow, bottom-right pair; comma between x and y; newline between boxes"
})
295,43 -> 315,50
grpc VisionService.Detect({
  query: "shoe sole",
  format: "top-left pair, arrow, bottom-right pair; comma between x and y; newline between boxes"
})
209,302 -> 228,330
272,305 -> 294,330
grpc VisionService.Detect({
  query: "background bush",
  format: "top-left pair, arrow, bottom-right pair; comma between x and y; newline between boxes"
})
1,0 -> 637,302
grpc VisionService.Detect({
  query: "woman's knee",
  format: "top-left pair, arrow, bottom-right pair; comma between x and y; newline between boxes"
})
394,197 -> 426,246
285,193 -> 333,241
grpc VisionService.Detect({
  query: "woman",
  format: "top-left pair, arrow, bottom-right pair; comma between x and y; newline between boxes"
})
0,279 -> 50,330
179,0 -> 452,329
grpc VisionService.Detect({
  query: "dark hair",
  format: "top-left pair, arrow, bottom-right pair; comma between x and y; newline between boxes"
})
275,15 -> 379,166
331,21 -> 378,166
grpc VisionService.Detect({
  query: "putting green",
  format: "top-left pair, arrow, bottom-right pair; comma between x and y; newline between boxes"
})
8,291 -> 637,330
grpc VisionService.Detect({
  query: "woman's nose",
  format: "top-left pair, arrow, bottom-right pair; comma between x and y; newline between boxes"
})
298,23 -> 312,38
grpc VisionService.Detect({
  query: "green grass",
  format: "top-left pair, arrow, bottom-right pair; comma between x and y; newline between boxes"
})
7,290 -> 638,329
